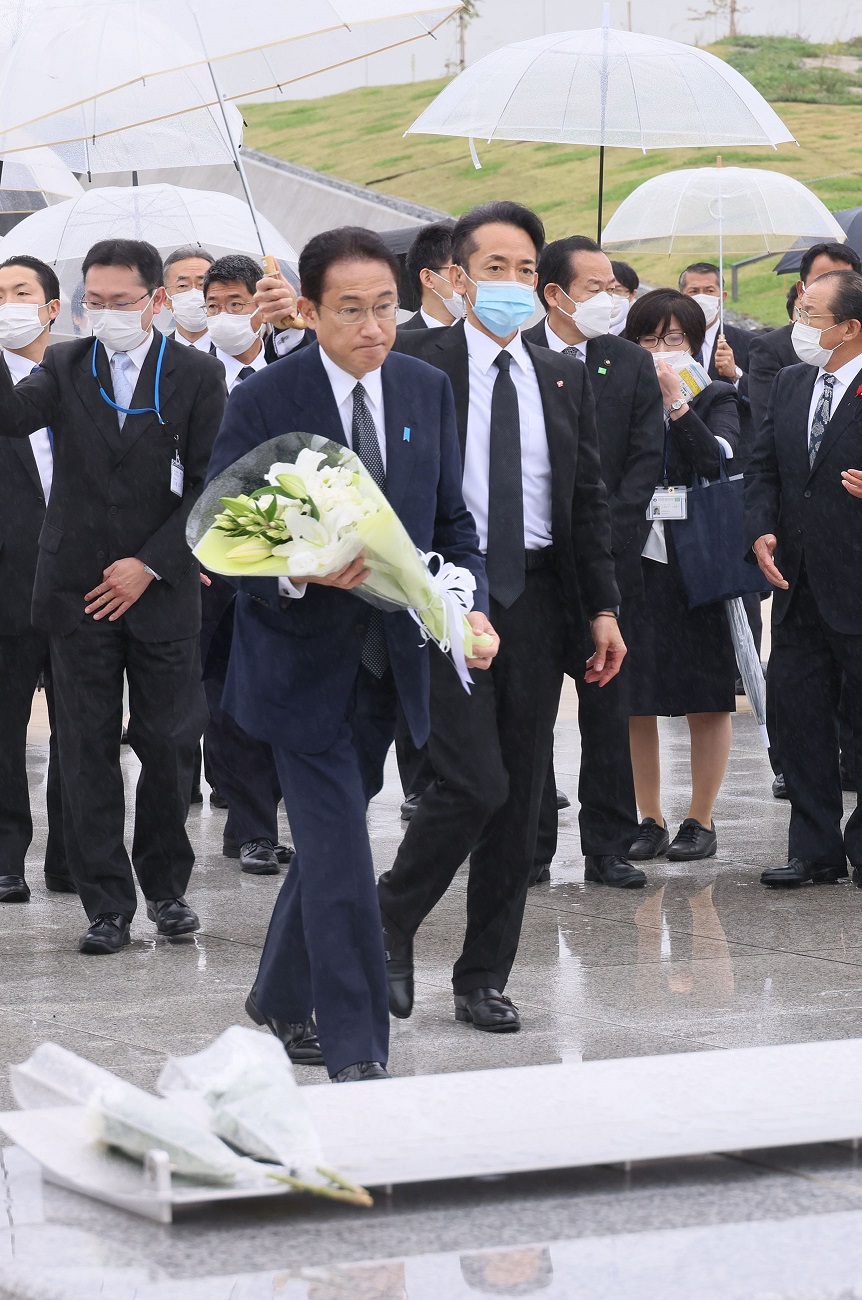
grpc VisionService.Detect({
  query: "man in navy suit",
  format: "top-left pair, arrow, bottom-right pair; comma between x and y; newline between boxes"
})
205,227 -> 495,1082
746,269 -> 862,886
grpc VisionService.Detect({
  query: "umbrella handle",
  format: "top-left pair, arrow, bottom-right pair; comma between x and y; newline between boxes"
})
261,254 -> 305,330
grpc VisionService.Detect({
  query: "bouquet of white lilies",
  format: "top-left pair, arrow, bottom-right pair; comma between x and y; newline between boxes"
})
188,433 -> 489,689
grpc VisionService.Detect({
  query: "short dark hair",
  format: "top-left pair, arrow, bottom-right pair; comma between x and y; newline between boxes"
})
298,226 -> 400,303
405,221 -> 455,297
0,255 -> 60,305
817,268 -> 862,329
800,241 -> 861,284
203,254 -> 262,300
82,238 -> 163,294
679,261 -> 723,290
536,235 -> 603,312
451,201 -> 545,268
786,281 -> 799,319
611,259 -> 639,294
623,287 -> 707,356
163,246 -> 215,278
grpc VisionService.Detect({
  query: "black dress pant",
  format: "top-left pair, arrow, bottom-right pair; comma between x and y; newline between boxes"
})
771,570 -> 862,868
203,671 -> 282,847
50,617 -> 206,920
378,568 -> 565,994
0,628 -> 66,878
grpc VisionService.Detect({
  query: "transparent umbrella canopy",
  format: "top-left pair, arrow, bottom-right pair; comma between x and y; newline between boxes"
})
406,8 -> 795,239
0,146 -> 82,236
0,182 -> 299,336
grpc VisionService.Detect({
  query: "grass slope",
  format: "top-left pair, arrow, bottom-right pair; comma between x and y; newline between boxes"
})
244,39 -> 862,327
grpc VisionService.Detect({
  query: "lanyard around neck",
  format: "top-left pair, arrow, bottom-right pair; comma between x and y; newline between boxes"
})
91,333 -> 166,425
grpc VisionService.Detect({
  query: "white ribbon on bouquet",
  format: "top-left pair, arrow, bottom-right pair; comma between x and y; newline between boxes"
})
410,552 -> 478,692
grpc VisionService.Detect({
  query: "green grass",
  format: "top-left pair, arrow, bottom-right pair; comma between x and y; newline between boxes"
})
244,37 -> 862,327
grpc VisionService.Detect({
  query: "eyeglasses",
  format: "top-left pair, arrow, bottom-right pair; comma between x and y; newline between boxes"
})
318,302 -> 399,325
82,290 -> 153,312
205,301 -> 255,316
639,330 -> 687,350
793,306 -> 844,328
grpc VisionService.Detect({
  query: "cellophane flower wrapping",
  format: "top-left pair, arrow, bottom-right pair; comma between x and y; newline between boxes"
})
186,433 -> 487,669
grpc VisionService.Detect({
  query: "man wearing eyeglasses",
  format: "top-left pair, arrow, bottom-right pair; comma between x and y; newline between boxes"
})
0,238 -> 226,955
205,225 -> 495,1083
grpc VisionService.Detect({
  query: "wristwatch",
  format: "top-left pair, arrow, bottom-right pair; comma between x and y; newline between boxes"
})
667,398 -> 685,413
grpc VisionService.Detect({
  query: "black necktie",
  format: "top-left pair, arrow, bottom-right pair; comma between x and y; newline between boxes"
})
486,350 -> 525,608
237,366 -> 256,382
352,382 -> 388,677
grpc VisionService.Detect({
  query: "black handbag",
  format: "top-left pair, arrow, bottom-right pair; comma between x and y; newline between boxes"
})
670,458 -> 771,610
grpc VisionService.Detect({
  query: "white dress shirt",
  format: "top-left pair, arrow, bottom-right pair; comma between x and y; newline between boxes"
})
544,317 -> 585,362
278,348 -> 386,600
702,313 -> 743,391
4,347 -> 52,501
171,329 -> 212,353
420,307 -> 448,330
462,319 -> 552,552
102,329 -> 157,391
216,343 -> 268,393
272,325 -> 307,358
807,352 -> 862,447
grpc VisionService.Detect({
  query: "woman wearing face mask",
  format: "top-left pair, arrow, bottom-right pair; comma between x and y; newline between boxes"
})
622,289 -> 741,865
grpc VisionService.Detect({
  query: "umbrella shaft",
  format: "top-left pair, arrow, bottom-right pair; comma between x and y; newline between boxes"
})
597,146 -> 605,244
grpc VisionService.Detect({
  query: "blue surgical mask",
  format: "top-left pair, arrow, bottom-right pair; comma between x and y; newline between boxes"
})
464,273 -> 535,336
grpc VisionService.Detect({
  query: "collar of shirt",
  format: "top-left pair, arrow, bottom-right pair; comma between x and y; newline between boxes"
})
420,307 -> 449,329
3,346 -> 42,384
318,346 -> 384,441
464,317 -> 531,375
217,344 -> 267,392
173,329 -> 211,352
703,315 -> 721,361
818,351 -> 862,399
543,317 -> 586,360
101,330 -> 157,383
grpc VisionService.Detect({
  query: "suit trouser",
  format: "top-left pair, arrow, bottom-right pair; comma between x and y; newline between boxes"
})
203,671 -> 282,847
771,570 -> 862,867
378,568 -> 564,995
534,608 -> 640,866
50,617 -> 206,920
0,628 -> 66,878
255,666 -> 397,1077
394,712 -> 436,798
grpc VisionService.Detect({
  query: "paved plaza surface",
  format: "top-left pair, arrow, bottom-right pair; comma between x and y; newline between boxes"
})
3,682 -> 862,1297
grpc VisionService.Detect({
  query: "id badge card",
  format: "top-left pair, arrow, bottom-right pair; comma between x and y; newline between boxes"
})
170,452 -> 184,498
647,486 -> 688,521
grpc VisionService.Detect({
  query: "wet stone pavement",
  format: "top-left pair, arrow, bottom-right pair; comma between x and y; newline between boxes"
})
2,683 -> 862,1297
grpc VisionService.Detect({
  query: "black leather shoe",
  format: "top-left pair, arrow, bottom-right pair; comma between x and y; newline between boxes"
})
761,858 -> 848,887
0,875 -> 30,903
223,838 -> 292,866
852,866 -> 862,889
454,988 -> 520,1033
245,988 -> 325,1065
44,872 -> 78,894
556,788 -> 571,810
629,818 -> 670,861
584,855 -> 647,888
331,1061 -> 390,1082
209,787 -> 229,809
189,786 -> 203,805
667,818 -> 717,861
145,897 -> 200,936
79,913 -> 130,955
400,793 -> 420,820
239,839 -> 281,875
772,773 -> 789,800
529,862 -> 551,886
383,930 -> 414,1019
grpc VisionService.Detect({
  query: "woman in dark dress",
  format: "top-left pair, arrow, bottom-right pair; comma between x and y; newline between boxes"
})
622,289 -> 740,864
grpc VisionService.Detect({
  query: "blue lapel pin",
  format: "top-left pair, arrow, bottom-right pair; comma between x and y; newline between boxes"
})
403,426 -> 411,442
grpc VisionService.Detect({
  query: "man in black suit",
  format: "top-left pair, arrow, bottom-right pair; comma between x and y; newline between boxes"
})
0,255 -> 71,903
163,246 -> 214,352
523,235 -> 665,885
678,262 -> 754,460
746,269 -> 862,886
0,238 -> 225,953
399,220 -> 459,331
379,202 -> 623,1033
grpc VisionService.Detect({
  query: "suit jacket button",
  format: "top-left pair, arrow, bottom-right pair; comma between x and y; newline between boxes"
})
109,505 -> 118,514
97,550 -> 106,560
803,489 -> 811,499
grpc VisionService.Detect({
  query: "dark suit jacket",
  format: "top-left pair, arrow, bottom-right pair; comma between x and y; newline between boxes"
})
0,432 -> 46,635
205,341 -> 487,752
664,381 -> 740,484
522,321 -> 664,599
744,361 -> 862,635
0,330 -> 226,641
708,323 -> 755,466
398,310 -> 430,332
394,319 -> 620,670
747,322 -> 797,436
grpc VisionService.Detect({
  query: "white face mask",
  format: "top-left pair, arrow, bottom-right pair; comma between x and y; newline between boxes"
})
430,271 -> 463,321
555,289 -> 615,339
609,296 -> 630,332
169,288 -> 208,334
791,320 -> 848,368
691,292 -> 721,327
0,301 -> 50,350
651,350 -> 691,373
87,295 -> 154,352
207,310 -> 262,357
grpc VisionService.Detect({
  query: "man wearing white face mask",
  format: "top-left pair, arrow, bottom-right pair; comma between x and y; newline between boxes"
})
0,238 -> 225,955
679,263 -> 754,458
163,245 -> 214,352
399,221 -> 462,331
747,269 -> 862,889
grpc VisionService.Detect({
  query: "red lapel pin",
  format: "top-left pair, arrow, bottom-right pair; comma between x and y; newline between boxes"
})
856,383 -> 862,397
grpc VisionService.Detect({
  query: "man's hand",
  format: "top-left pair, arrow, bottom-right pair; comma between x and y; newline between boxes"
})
85,558 -> 154,621
465,611 -> 499,670
296,555 -> 370,589
584,615 -> 627,687
841,468 -> 862,499
254,272 -> 304,330
753,533 -> 788,589
713,336 -> 738,380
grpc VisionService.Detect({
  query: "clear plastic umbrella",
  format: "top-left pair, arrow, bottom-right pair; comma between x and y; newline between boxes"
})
405,4 -> 795,239
601,162 -> 845,330
0,146 -> 82,236
725,598 -> 768,748
0,183 -> 299,336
